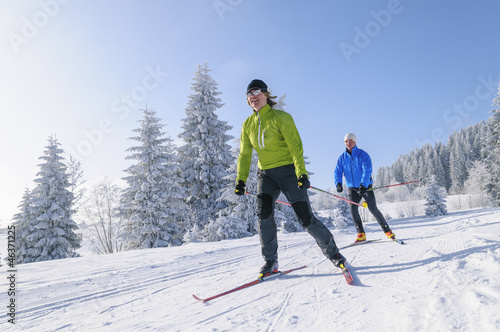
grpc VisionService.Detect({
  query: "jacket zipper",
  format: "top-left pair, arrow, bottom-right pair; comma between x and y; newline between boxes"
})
257,112 -> 265,149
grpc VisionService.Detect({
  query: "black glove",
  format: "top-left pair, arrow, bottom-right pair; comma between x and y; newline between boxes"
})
298,174 -> 310,190
336,183 -> 343,193
234,180 -> 246,196
359,185 -> 367,195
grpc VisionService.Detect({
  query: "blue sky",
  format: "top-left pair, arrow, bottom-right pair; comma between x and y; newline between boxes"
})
1,0 -> 499,226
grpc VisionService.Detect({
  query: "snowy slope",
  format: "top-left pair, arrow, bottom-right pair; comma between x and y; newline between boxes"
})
1,208 -> 500,332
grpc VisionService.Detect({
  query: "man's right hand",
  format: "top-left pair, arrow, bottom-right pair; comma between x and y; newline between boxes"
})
235,180 -> 246,196
336,183 -> 343,193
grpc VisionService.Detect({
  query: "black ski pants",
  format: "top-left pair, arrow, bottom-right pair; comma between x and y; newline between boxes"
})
256,164 -> 340,262
347,186 -> 391,234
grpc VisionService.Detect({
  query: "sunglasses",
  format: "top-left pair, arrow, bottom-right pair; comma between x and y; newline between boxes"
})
246,89 -> 263,97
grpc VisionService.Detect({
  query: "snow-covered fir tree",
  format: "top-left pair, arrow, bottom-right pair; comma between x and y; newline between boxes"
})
325,205 -> 352,229
273,192 -> 302,233
177,63 -> 233,229
430,148 -> 447,188
311,189 -> 337,210
275,93 -> 287,111
22,136 -> 81,263
391,159 -> 404,185
333,198 -> 353,227
374,166 -> 390,194
463,160 -> 492,207
449,135 -> 468,194
12,188 -> 33,264
464,160 -> 491,195
424,176 -> 448,217
119,108 -> 186,249
313,192 -> 353,229
436,142 -> 451,191
485,84 -> 500,205
197,139 -> 259,242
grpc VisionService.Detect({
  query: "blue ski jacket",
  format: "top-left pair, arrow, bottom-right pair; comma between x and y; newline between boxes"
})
334,145 -> 373,188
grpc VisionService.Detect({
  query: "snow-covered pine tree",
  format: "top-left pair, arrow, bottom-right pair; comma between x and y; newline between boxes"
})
391,159 -> 404,184
275,93 -> 287,111
403,150 -> 419,188
449,133 -> 470,194
330,198 -> 353,228
430,148 -> 447,188
463,160 -> 492,207
435,142 -> 451,191
178,63 -> 233,229
374,166 -> 390,195
476,121 -> 490,160
485,84 -> 500,205
119,108 -> 185,249
417,146 -> 429,185
22,136 -> 81,263
310,188 -> 337,210
11,188 -> 33,264
276,194 -> 303,233
196,139 -> 259,242
424,176 -> 448,217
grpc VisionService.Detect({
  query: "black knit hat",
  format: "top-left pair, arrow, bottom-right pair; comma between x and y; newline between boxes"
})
247,79 -> 268,93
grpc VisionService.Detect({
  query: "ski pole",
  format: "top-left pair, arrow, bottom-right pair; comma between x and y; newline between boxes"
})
245,191 -> 291,206
368,179 -> 421,191
309,186 -> 368,208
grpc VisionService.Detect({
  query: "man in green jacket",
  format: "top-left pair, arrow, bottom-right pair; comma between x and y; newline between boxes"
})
235,79 -> 346,276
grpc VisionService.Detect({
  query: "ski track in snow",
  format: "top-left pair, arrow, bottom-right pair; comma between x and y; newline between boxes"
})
0,208 -> 499,331
17,252 -> 255,319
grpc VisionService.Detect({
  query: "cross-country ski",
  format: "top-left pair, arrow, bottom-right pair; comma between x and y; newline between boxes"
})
340,238 -> 382,249
192,265 -> 307,303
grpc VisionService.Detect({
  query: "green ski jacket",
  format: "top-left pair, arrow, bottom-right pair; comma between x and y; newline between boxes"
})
236,104 -> 308,182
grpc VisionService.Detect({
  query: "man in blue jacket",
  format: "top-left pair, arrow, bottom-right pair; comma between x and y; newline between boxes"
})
334,133 -> 396,243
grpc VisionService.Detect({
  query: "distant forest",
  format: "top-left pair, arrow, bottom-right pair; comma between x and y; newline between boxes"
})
375,115 -> 499,204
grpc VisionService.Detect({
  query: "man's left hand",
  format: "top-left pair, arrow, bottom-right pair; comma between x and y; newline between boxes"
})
298,174 -> 310,190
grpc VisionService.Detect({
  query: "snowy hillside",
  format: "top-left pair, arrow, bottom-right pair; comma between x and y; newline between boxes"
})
1,208 -> 500,332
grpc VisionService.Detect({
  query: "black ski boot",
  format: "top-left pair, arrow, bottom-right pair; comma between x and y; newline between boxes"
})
259,260 -> 279,276
331,252 -> 346,268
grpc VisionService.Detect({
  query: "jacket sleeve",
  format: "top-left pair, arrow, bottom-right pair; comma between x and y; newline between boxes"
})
360,150 -> 372,187
334,155 -> 344,185
280,113 -> 307,178
236,123 -> 253,183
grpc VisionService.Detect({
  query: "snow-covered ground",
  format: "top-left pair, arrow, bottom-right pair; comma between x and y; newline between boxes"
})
1,207 -> 499,331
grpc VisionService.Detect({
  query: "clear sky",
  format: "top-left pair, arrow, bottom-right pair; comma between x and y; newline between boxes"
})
1,0 -> 499,227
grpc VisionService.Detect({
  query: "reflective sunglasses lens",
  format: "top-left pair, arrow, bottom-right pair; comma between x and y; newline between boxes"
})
247,89 -> 261,97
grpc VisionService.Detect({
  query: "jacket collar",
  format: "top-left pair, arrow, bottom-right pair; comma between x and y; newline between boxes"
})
346,145 -> 358,155
254,104 -> 271,117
